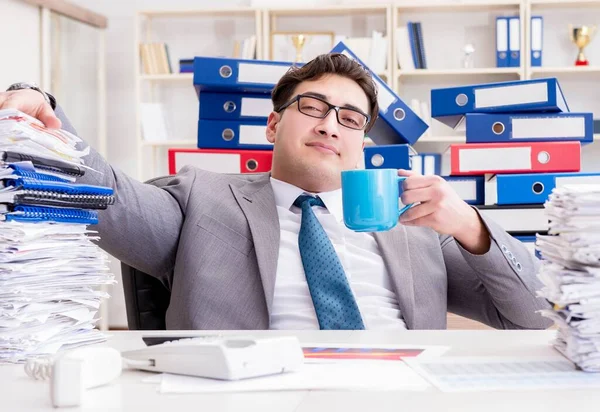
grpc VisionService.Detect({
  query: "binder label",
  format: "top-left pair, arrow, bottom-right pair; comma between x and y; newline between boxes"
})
474,83 -> 548,108
240,97 -> 273,117
460,147 -> 531,171
239,125 -> 270,145
512,117 -> 586,139
237,63 -> 290,85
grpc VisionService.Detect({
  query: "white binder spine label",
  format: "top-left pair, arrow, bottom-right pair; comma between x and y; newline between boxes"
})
531,18 -> 543,52
512,117 -> 585,139
497,18 -> 508,52
474,83 -> 548,109
174,153 -> 241,174
448,180 -> 477,201
459,147 -> 532,171
237,63 -> 289,85
240,98 -> 273,117
555,175 -> 600,188
509,18 -> 520,52
239,125 -> 271,145
424,155 -> 437,175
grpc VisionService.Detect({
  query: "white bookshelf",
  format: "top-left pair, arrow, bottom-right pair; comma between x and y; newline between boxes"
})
134,1 -> 600,179
134,8 -> 262,181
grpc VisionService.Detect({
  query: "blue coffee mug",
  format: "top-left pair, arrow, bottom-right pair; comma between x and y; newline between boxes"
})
341,168 -> 413,232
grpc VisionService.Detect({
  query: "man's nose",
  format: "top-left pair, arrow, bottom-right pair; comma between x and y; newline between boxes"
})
315,109 -> 339,138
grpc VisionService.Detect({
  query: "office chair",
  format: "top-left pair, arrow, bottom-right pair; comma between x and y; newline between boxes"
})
120,261 -> 170,330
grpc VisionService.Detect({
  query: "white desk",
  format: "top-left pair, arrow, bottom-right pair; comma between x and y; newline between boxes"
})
3,330 -> 598,411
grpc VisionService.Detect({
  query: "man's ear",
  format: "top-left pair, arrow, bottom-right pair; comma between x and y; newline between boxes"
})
266,111 -> 280,144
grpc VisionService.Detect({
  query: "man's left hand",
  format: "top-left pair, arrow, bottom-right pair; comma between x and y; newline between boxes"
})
398,169 -> 491,255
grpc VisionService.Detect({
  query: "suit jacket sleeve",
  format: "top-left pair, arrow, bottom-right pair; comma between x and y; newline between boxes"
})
54,104 -> 193,289
441,207 -> 552,329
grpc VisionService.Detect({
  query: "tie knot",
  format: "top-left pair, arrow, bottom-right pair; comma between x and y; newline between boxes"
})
294,194 -> 325,209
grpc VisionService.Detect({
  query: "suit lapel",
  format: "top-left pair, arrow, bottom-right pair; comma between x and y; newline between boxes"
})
373,225 -> 416,329
230,175 -> 280,316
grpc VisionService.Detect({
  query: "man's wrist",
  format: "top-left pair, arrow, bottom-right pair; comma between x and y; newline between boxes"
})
6,82 -> 56,110
453,208 -> 491,255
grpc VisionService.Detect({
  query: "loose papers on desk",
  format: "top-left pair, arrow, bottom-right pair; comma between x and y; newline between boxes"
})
0,110 -> 115,363
536,183 -> 600,372
404,356 -> 600,392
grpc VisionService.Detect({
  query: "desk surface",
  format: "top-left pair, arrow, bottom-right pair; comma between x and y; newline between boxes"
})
3,330 -> 598,411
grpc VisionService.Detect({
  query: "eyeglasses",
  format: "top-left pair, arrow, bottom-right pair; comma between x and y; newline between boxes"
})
277,94 -> 370,131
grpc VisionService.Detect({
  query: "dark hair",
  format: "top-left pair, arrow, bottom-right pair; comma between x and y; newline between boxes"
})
271,53 -> 378,132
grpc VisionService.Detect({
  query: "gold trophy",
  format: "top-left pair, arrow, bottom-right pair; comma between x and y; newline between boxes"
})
290,34 -> 309,63
569,25 -> 597,66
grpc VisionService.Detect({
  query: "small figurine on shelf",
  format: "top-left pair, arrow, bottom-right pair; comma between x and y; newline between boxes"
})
462,43 -> 475,69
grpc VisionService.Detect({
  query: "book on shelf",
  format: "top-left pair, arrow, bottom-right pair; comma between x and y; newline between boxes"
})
397,22 -> 427,70
140,43 -> 172,75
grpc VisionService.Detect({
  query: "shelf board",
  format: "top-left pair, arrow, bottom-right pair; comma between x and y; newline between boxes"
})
142,140 -> 196,147
139,8 -> 257,17
530,0 -> 600,7
140,73 -> 193,81
395,0 -> 520,11
267,4 -> 389,16
530,66 -> 600,75
398,68 -> 521,77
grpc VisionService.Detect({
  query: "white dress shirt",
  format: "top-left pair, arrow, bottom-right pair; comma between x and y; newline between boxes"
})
269,177 -> 408,330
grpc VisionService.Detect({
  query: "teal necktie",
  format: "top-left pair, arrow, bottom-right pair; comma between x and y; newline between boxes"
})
294,195 -> 365,330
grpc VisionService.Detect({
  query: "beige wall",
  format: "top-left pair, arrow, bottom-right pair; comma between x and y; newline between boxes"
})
0,0 -> 41,90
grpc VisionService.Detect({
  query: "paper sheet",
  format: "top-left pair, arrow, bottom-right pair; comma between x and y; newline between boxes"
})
404,356 -> 600,392
155,362 -> 431,393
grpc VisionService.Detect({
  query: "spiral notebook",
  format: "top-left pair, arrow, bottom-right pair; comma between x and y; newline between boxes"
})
0,174 -> 115,209
1,205 -> 98,224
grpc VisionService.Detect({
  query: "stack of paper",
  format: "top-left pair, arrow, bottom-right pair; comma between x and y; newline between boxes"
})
536,183 -> 600,372
0,109 -> 115,363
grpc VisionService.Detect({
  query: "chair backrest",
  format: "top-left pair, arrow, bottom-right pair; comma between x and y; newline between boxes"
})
121,262 -> 170,330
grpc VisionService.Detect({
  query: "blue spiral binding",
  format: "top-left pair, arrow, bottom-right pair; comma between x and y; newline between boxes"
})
4,205 -> 98,224
4,178 -> 114,196
8,164 -> 71,183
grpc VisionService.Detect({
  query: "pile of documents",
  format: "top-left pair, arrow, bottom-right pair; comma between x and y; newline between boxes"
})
0,109 -> 115,363
536,183 -> 600,372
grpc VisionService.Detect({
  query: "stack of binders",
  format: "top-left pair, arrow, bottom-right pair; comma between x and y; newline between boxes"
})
325,42 -> 428,177
169,56 -> 295,175
0,109 -> 116,363
431,78 -> 597,254
173,42 -> 429,176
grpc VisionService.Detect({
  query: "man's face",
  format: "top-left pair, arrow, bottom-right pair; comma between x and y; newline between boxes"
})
266,74 -> 370,193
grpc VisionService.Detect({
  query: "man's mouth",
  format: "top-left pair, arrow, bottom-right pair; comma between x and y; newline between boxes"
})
306,142 -> 339,155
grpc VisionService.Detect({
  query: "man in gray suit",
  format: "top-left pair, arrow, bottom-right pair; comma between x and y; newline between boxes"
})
1,53 -> 551,330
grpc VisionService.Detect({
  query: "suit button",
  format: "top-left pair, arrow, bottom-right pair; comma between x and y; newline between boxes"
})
516,262 -> 523,272
501,244 -> 508,253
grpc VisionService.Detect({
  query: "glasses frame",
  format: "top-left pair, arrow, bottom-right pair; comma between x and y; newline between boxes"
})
276,94 -> 371,131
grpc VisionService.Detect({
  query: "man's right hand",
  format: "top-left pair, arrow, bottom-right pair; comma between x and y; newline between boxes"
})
0,89 -> 62,129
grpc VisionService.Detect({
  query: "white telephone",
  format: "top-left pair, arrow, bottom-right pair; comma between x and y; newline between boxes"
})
121,335 -> 304,380
25,336 -> 304,408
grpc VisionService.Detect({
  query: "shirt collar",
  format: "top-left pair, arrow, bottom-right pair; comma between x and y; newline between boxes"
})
270,177 -> 344,223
